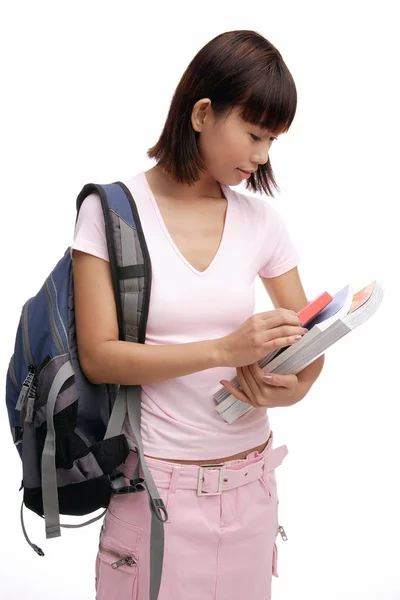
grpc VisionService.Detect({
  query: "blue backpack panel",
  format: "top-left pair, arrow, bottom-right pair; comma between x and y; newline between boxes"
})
5,182 -> 166,600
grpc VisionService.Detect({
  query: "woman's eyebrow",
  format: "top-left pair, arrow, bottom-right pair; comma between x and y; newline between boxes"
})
261,126 -> 283,138
256,123 -> 275,133
255,125 -> 278,137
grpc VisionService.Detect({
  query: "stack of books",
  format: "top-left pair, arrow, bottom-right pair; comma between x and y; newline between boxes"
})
214,280 -> 384,424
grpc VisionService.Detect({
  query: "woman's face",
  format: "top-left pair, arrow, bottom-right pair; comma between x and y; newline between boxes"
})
193,101 -> 279,186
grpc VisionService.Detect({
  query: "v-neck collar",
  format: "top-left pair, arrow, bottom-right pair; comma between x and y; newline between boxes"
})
141,171 -> 232,277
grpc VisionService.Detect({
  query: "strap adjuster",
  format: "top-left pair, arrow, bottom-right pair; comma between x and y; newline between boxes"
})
111,476 -> 146,495
12,426 -> 23,445
197,464 -> 225,496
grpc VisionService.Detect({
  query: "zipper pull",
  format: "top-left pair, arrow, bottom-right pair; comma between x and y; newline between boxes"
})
24,379 -> 37,423
278,525 -> 288,541
25,383 -> 36,423
16,366 -> 36,411
111,556 -> 135,569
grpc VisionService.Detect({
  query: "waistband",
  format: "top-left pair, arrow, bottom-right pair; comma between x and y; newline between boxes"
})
120,431 -> 288,497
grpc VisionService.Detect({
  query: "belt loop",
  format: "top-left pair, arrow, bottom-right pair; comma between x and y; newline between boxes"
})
169,465 -> 181,494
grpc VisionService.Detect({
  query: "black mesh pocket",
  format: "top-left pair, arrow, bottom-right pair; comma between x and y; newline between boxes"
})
35,401 -> 89,469
53,401 -> 87,468
90,435 -> 130,475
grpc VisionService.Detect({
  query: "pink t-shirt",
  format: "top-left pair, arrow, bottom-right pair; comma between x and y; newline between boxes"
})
71,171 -> 301,460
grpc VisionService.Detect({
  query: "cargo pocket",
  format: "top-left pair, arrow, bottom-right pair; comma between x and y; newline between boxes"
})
96,511 -> 143,600
259,468 -> 281,579
96,537 -> 139,599
272,524 -> 288,578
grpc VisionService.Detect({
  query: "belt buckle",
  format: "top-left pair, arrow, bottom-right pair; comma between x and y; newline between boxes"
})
197,463 -> 225,496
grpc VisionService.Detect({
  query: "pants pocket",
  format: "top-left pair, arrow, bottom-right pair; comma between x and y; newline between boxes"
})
96,511 -> 143,600
96,536 -> 139,599
259,471 -> 281,579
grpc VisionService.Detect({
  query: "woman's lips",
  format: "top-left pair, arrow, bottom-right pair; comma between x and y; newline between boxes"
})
237,168 -> 252,179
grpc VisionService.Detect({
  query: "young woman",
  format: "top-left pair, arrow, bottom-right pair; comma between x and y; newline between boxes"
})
72,29 -> 324,600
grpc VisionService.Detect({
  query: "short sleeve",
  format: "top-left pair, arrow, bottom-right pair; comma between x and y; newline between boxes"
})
70,192 -> 110,262
257,205 -> 301,278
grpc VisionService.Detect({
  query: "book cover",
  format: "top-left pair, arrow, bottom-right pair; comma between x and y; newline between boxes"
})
348,282 -> 375,314
298,292 -> 333,326
304,284 -> 353,331
213,289 -> 341,408
214,280 -> 383,424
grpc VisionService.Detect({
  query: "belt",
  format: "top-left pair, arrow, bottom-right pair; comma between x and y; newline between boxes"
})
121,444 -> 289,497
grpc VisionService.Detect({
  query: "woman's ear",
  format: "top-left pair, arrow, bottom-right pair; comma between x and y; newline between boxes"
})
191,98 -> 212,132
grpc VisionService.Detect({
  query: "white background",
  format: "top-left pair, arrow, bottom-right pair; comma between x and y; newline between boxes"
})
0,1 -> 398,599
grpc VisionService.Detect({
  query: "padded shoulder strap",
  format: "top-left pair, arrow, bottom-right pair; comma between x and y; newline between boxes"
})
76,182 -> 152,343
76,183 -> 163,600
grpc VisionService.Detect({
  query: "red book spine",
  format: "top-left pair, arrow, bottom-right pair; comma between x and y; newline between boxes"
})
298,292 -> 333,326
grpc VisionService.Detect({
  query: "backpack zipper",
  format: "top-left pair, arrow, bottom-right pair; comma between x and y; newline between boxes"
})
16,365 -> 36,411
24,376 -> 37,423
17,300 -> 38,417
21,300 -> 34,367
17,289 -> 64,420
9,355 -> 19,391
99,543 -> 137,569
50,273 -> 68,349
44,279 -> 65,354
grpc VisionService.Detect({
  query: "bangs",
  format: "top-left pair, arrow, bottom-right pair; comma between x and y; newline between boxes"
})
148,30 -> 298,196
238,61 -> 297,135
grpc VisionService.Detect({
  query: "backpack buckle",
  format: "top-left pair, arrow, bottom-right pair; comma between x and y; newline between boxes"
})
12,426 -> 23,445
111,475 -> 146,495
197,464 -> 225,496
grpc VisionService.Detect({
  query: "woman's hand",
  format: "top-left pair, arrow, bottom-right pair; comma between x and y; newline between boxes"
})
217,309 -> 308,368
220,362 -> 300,409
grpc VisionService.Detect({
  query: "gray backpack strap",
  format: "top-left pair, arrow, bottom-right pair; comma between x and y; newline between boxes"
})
126,387 -> 166,600
104,386 -> 167,600
77,181 -> 151,346
41,360 -> 74,539
96,182 -> 167,600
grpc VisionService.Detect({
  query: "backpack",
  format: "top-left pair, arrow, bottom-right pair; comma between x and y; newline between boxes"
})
5,181 -> 167,600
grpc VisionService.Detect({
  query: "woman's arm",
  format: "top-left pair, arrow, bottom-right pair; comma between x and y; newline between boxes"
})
294,355 -> 325,401
72,250 -> 223,385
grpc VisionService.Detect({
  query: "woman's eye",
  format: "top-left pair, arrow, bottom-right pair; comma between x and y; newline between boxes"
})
250,134 -> 278,142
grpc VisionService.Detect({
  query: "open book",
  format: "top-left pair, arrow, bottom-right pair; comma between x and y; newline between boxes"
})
214,280 -> 384,424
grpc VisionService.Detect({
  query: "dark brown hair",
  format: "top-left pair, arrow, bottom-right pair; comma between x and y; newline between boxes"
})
147,30 -> 297,196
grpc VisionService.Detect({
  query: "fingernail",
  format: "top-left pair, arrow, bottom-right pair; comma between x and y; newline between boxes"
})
263,375 -> 273,381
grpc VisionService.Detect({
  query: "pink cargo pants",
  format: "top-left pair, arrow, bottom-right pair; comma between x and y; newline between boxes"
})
95,430 -> 288,600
